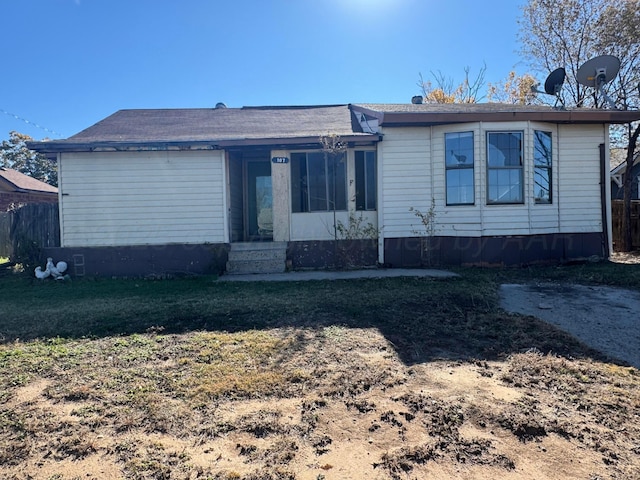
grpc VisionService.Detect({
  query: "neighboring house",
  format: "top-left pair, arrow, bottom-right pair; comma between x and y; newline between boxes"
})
29,103 -> 640,277
611,150 -> 640,200
0,167 -> 58,211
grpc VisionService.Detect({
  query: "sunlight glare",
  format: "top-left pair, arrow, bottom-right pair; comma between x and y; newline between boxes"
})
338,0 -> 403,17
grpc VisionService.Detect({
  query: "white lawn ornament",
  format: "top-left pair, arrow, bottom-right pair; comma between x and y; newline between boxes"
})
35,258 -> 69,280
34,266 -> 50,279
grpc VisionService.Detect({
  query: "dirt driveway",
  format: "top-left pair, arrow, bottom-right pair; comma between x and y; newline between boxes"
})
499,282 -> 640,368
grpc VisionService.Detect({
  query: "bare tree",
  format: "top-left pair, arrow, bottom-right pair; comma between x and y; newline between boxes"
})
417,65 -> 487,104
518,0 -> 612,107
519,0 -> 640,251
597,0 -> 640,251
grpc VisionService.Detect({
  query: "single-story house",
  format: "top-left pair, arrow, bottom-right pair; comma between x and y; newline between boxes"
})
29,102 -> 640,277
611,150 -> 640,200
0,167 -> 58,211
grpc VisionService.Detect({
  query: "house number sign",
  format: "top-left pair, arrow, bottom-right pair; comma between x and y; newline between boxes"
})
271,157 -> 289,164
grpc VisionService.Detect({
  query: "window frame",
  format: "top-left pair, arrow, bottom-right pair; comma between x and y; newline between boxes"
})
290,151 -> 347,213
486,130 -> 524,205
533,130 -> 553,204
445,131 -> 475,206
355,150 -> 377,211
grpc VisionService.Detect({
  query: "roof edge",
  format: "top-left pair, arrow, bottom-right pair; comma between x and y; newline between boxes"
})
611,151 -> 640,174
27,134 -> 381,154
351,106 -> 640,126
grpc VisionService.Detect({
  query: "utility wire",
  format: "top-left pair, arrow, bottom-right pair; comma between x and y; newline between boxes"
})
0,108 -> 64,138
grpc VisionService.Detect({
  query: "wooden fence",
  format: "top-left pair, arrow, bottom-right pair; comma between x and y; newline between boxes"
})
0,203 -> 60,260
612,200 -> 640,250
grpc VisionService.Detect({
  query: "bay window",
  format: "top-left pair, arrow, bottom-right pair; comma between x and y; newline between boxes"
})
445,132 -> 474,205
534,130 -> 552,204
487,131 -> 524,204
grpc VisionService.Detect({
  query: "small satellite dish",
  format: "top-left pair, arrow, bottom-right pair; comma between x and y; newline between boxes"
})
544,67 -> 566,95
577,55 -> 620,108
531,67 -> 566,108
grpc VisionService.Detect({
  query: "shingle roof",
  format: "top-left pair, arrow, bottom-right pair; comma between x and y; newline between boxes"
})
29,102 -> 640,154
67,105 -> 366,143
0,168 -> 58,194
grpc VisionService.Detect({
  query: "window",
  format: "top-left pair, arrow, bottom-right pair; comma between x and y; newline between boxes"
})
291,151 -> 347,212
355,151 -> 376,210
445,132 -> 474,205
534,130 -> 552,204
487,131 -> 523,204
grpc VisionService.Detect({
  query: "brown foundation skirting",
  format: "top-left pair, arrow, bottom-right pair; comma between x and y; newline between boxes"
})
42,244 -> 229,278
41,232 -> 605,278
287,239 -> 378,270
384,233 -> 606,268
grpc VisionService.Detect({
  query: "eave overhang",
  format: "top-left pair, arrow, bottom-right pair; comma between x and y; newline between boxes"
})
351,105 -> 640,127
27,134 -> 381,154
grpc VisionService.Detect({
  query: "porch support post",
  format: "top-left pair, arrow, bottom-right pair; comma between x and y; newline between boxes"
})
270,150 -> 291,242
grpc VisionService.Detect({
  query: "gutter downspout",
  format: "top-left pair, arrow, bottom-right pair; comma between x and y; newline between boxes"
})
377,132 -> 384,265
600,141 -> 613,258
57,153 -> 64,248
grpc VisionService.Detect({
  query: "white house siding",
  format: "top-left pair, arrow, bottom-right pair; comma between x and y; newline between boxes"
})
379,122 -> 604,240
59,151 -> 226,247
557,123 -> 606,233
378,127 -> 432,237
290,211 -> 352,241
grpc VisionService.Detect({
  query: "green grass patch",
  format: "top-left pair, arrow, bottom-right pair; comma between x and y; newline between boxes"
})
0,261 -> 638,362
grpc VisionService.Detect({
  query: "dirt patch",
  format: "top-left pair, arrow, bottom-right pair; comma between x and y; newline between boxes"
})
1,328 -> 639,479
499,283 -> 640,368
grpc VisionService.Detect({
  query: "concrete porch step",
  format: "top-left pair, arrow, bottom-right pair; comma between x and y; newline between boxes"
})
226,242 -> 287,275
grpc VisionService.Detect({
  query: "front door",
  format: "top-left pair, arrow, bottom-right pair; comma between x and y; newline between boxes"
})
246,161 -> 273,240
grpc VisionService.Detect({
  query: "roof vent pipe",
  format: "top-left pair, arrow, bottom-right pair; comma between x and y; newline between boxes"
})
411,96 -> 423,104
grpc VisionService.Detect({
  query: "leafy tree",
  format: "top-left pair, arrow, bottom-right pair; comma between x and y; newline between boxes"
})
519,0 -> 640,251
0,131 -> 57,187
487,71 -> 539,104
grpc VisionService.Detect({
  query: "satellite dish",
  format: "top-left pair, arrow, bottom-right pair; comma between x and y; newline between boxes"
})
577,55 -> 620,108
531,67 -> 566,108
544,67 -> 566,95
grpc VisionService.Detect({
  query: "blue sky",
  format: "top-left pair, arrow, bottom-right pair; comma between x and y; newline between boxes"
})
1,0 -> 530,141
